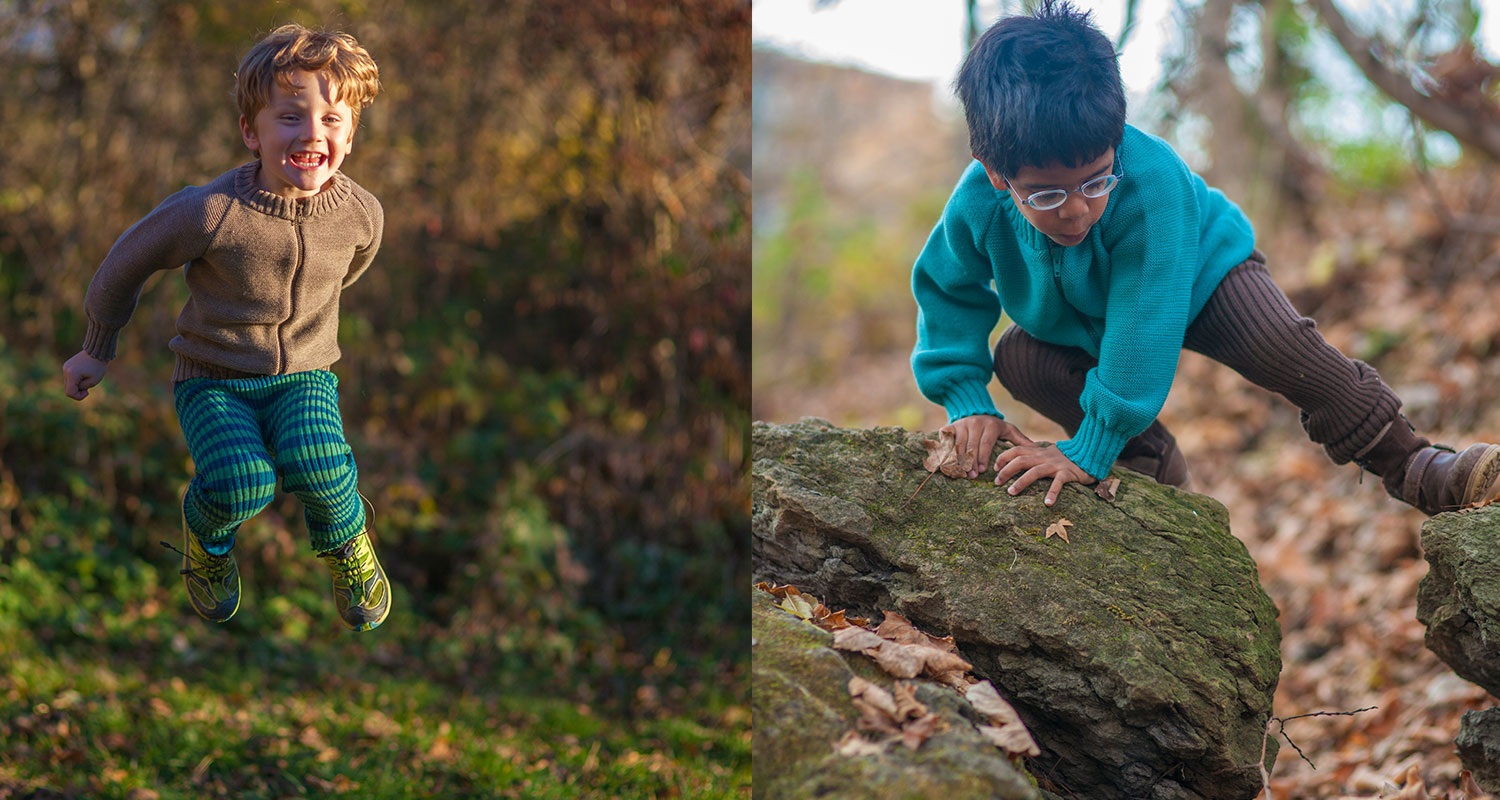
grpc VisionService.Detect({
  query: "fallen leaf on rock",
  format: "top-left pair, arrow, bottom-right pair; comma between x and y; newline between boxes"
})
779,592 -> 816,619
873,641 -> 925,678
1094,477 -> 1119,502
832,626 -> 886,652
876,611 -> 927,645
891,682 -> 927,722
977,724 -> 1040,757
920,648 -> 973,677
833,730 -> 886,757
901,713 -> 944,750
1044,518 -> 1073,542
966,681 -> 1022,724
922,429 -> 975,478
853,697 -> 902,735
849,677 -> 898,717
967,681 -> 1040,757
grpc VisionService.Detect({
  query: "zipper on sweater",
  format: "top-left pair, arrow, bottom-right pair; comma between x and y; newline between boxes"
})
280,206 -> 306,374
1049,242 -> 1065,299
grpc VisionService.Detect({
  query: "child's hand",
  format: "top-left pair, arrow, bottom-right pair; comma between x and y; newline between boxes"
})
62,350 -> 108,401
993,444 -> 1095,507
942,414 -> 1037,479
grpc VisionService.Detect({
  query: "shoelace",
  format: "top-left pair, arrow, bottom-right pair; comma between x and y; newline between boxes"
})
325,540 -> 373,592
159,539 -> 230,579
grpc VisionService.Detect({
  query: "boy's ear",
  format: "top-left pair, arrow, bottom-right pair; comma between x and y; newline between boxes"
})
977,159 -> 1008,194
239,114 -> 260,153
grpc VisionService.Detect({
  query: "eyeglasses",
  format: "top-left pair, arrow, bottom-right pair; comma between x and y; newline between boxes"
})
1003,169 -> 1123,211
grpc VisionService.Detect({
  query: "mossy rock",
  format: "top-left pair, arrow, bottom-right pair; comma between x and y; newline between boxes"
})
752,590 -> 1040,799
752,419 -> 1281,800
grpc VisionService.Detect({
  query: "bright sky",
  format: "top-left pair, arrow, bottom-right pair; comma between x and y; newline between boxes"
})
752,0 -> 1500,99
752,0 -> 1174,96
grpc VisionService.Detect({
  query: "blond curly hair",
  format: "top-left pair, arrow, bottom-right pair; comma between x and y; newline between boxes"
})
235,24 -> 380,128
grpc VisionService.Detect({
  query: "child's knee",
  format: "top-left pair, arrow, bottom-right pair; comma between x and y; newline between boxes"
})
194,464 -> 278,522
281,452 -> 358,505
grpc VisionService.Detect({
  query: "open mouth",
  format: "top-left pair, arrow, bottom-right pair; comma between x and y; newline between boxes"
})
290,152 -> 327,169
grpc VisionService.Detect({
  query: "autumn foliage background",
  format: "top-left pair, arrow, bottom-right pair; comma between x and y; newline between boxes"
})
0,1 -> 748,797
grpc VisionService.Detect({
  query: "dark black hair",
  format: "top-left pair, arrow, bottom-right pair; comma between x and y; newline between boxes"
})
954,0 -> 1125,178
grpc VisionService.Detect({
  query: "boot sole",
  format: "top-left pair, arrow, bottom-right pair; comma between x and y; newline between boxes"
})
1463,445 -> 1500,507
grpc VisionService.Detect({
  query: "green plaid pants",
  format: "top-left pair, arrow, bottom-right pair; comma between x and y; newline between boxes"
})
174,370 -> 364,554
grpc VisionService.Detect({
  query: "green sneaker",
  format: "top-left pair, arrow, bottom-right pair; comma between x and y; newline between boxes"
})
317,501 -> 390,631
161,489 -> 240,623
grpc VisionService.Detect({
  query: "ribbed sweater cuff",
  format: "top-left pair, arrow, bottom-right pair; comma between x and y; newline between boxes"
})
82,319 -> 120,361
942,382 -> 1002,423
1057,416 -> 1132,481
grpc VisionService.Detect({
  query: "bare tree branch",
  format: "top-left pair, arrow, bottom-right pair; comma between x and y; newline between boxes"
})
1308,0 -> 1500,162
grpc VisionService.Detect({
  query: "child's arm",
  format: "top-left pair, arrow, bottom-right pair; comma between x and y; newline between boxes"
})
67,187 -> 222,394
341,192 -> 384,289
910,174 -> 1010,471
62,351 -> 108,401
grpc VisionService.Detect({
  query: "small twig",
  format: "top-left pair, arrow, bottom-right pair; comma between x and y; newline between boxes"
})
1254,706 -> 1377,799
902,471 -> 935,509
1275,706 -> 1379,770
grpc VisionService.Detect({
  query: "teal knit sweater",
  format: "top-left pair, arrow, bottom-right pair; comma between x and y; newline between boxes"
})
910,125 -> 1256,480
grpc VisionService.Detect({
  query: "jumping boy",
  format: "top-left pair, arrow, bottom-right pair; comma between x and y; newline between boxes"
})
61,23 -> 391,631
912,1 -> 1500,513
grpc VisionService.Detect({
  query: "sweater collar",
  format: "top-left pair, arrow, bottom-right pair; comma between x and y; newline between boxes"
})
233,162 -> 352,219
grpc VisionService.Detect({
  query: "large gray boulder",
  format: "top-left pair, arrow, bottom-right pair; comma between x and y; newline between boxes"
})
752,419 -> 1282,800
752,590 -> 1042,799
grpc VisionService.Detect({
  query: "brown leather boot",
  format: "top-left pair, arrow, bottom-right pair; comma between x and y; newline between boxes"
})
1354,419 -> 1500,515
1116,420 -> 1192,489
1398,444 -> 1500,514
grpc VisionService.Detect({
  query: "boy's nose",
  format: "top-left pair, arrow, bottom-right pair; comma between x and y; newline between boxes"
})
1056,193 -> 1089,219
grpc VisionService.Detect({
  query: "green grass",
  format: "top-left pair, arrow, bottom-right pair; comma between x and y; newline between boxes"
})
0,549 -> 749,799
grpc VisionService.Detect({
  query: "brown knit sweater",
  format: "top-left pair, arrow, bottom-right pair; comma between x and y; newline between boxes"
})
82,162 -> 383,382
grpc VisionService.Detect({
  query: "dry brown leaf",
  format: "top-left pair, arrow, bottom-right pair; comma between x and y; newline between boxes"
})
891,682 -> 927,722
779,592 -> 816,619
873,641 -> 925,678
921,429 -> 977,478
875,611 -> 928,645
815,607 -> 854,630
900,713 -> 944,750
849,677 -> 899,718
966,681 -> 1023,725
832,730 -> 886,757
853,697 -> 902,735
966,681 -> 1040,757
976,724 -> 1041,757
1044,518 -> 1073,543
1094,477 -> 1119,502
832,626 -> 885,652
919,648 -> 973,677
921,631 -> 961,656
1389,763 -> 1429,800
1459,770 -> 1487,799
931,669 -> 972,690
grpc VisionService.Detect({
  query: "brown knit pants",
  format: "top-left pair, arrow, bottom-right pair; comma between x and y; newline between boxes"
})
992,251 -> 1403,467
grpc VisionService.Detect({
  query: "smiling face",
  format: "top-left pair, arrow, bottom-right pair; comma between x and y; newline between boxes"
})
239,69 -> 356,199
982,148 -> 1116,247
